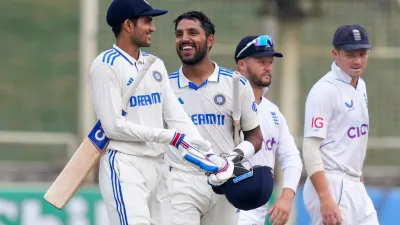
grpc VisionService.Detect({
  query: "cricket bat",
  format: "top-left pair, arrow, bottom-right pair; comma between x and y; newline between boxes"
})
232,71 -> 242,146
44,55 -> 157,209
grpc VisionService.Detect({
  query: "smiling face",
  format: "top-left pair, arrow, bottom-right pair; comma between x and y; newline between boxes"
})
125,16 -> 155,47
332,48 -> 369,77
174,18 -> 214,65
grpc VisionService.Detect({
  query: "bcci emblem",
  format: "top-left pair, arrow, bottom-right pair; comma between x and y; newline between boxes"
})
153,71 -> 162,82
214,93 -> 226,106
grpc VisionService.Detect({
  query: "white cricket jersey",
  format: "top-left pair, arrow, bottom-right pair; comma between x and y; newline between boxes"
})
166,63 -> 260,171
247,93 -> 302,191
90,45 -> 201,157
304,62 -> 369,177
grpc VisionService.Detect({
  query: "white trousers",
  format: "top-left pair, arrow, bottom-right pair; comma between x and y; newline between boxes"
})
99,150 -> 171,225
169,167 -> 239,225
303,170 -> 379,225
237,204 -> 268,225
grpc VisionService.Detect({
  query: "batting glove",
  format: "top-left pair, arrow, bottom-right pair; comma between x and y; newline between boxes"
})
206,153 -> 236,186
170,132 -> 221,173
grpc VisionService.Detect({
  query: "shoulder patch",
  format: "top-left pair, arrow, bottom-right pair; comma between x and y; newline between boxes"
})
102,49 -> 120,66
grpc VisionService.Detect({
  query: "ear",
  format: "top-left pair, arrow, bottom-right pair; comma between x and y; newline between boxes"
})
207,34 -> 215,48
123,19 -> 135,33
237,60 -> 246,72
332,48 -> 339,60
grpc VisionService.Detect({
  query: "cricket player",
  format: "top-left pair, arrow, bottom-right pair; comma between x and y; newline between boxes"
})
91,1 -> 234,225
234,35 -> 303,225
166,11 -> 263,225
302,24 -> 379,225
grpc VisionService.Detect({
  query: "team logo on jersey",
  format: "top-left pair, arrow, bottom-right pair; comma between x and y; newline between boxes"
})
152,71 -> 162,82
270,112 -> 279,125
252,101 -> 258,113
214,93 -> 226,106
364,93 -> 368,108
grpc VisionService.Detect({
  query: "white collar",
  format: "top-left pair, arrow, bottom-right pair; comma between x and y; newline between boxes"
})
178,61 -> 220,89
331,62 -> 358,87
112,44 -> 145,65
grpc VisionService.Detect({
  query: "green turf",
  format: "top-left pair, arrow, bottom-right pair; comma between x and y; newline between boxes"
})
1,0 -> 400,164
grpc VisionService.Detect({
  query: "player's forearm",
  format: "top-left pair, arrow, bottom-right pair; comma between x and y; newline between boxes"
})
302,137 -> 331,200
91,68 -> 175,144
233,126 -> 262,161
101,117 -> 175,144
282,166 -> 302,193
310,171 -> 332,200
281,187 -> 295,202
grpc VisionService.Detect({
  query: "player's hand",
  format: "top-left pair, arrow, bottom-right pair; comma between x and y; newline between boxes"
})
206,153 -> 235,186
267,189 -> 294,225
320,196 -> 342,225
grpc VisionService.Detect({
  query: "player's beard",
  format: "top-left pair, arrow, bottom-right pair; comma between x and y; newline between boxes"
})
178,41 -> 208,65
247,67 -> 271,87
131,30 -> 151,48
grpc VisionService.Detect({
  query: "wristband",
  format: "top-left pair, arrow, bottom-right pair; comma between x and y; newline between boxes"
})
234,140 -> 255,161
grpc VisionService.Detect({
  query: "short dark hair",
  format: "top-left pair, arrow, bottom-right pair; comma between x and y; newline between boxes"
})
173,11 -> 215,37
112,18 -> 138,38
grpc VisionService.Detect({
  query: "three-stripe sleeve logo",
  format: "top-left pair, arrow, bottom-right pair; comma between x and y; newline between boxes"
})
102,49 -> 121,66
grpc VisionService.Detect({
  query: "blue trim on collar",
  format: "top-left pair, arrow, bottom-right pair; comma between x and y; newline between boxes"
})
112,47 -> 134,65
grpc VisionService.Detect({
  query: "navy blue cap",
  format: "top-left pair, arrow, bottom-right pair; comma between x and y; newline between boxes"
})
212,165 -> 274,210
332,24 -> 372,51
106,0 -> 168,27
235,35 -> 283,63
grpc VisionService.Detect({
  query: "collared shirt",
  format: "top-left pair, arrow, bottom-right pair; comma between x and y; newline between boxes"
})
304,62 -> 369,177
166,62 -> 260,171
247,94 -> 302,192
90,45 -> 201,157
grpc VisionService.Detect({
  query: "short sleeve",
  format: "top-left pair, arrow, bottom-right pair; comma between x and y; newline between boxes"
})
240,80 -> 260,131
303,82 -> 337,139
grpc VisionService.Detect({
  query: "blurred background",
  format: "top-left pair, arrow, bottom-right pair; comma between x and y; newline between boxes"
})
1,0 -> 400,224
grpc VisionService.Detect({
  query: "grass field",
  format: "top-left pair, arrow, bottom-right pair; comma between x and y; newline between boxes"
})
1,0 -> 400,165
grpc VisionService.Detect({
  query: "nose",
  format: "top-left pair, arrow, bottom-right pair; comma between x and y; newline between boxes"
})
149,23 -> 156,32
353,55 -> 362,64
181,32 -> 190,42
264,64 -> 272,72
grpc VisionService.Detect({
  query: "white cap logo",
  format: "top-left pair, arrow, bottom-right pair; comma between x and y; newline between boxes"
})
352,29 -> 361,41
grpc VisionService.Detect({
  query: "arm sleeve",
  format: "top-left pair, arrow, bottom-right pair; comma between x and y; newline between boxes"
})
159,63 -> 202,138
303,82 -> 336,139
239,80 -> 260,131
90,63 -> 173,144
302,136 -> 324,176
276,111 -> 303,192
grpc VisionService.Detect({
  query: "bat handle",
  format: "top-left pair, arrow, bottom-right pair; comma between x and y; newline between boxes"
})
233,120 -> 240,146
